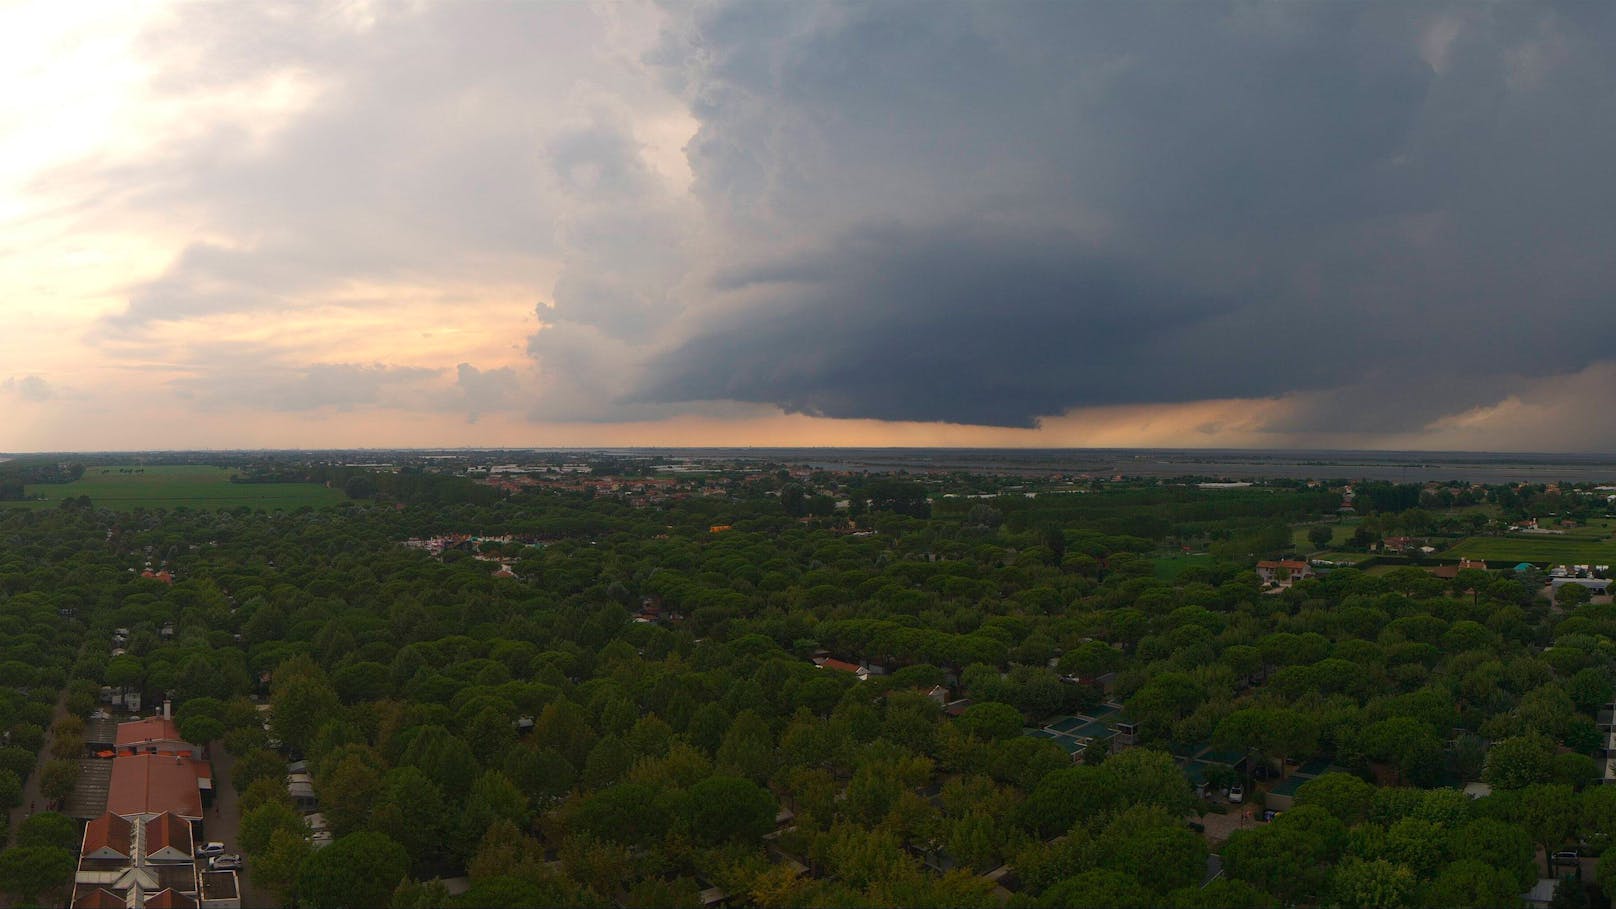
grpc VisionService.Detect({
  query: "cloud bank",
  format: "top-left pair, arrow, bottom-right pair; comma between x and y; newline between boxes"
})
7,1 -> 1616,450
635,2 -> 1616,435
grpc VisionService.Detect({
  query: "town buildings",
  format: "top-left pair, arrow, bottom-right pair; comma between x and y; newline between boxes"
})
71,712 -> 238,909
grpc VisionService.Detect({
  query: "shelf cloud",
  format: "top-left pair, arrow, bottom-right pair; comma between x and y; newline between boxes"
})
5,1 -> 1616,449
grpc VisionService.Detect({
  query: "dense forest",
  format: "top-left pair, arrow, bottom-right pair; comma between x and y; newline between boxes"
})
0,468 -> 1611,908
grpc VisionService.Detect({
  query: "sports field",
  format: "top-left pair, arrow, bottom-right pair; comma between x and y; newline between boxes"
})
8,465 -> 344,510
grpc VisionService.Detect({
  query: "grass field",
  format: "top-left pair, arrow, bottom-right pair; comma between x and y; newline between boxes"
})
1443,536 -> 1616,565
1153,552 -> 1211,580
1291,518 -> 1361,551
7,465 -> 344,511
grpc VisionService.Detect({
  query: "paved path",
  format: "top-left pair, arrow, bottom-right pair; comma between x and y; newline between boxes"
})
209,745 -> 274,908
7,689 -> 70,839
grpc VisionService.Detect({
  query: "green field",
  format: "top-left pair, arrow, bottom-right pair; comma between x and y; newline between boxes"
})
1291,518 -> 1361,551
1153,552 -> 1211,580
1443,536 -> 1616,565
1443,519 -> 1616,565
7,465 -> 344,510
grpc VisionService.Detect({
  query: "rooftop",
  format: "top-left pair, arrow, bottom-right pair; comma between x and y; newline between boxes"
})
818,658 -> 863,674
115,716 -> 184,748
201,871 -> 240,901
107,754 -> 204,820
146,888 -> 198,909
146,812 -> 194,857
82,813 -> 133,859
72,888 -> 126,909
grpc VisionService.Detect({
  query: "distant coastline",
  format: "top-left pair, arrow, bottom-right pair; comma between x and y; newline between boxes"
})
8,447 -> 1616,484
738,448 -> 1616,484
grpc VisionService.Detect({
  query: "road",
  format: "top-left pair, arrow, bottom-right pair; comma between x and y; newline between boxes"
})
208,745 -> 275,908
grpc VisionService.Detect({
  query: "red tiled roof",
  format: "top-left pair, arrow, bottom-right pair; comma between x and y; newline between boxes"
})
81,813 -> 133,858
108,753 -> 204,819
1256,560 -> 1309,571
146,811 -> 194,856
146,889 -> 198,909
73,888 -> 126,909
115,716 -> 183,748
820,658 -> 862,674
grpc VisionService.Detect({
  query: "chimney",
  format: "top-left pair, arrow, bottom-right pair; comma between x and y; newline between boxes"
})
162,699 -> 171,720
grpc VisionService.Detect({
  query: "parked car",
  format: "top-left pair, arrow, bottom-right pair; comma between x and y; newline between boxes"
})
196,842 -> 225,858
1553,850 -> 1581,866
1227,784 -> 1245,804
210,854 -> 244,872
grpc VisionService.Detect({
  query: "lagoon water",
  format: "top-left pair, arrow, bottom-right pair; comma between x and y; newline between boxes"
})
631,447 -> 1616,484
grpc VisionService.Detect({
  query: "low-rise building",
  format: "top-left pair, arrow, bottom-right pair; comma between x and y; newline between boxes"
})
73,812 -> 212,909
1255,560 -> 1312,586
108,754 -> 206,822
117,713 -> 201,760
812,656 -> 870,681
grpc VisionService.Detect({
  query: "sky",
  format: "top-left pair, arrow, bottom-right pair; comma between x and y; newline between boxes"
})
4,1 -> 1616,453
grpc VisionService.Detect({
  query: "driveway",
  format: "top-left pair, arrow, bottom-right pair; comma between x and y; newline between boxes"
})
207,745 -> 275,909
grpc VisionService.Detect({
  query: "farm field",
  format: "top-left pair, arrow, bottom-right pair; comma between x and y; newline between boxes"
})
10,465 -> 344,510
1442,523 -> 1616,566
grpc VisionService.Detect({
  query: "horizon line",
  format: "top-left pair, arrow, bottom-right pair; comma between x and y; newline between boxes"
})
7,445 -> 1616,458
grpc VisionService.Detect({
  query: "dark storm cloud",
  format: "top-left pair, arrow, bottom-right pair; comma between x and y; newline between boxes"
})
57,1 -> 1616,438
640,1 -> 1616,429
641,222 -> 1305,427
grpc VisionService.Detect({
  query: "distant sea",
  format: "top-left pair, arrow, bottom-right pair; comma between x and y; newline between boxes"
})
625,448 -> 1616,484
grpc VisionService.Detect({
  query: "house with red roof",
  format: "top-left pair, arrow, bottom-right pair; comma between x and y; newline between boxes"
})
812,656 -> 871,681
1255,559 -> 1313,587
1429,558 -> 1489,580
117,715 -> 200,760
